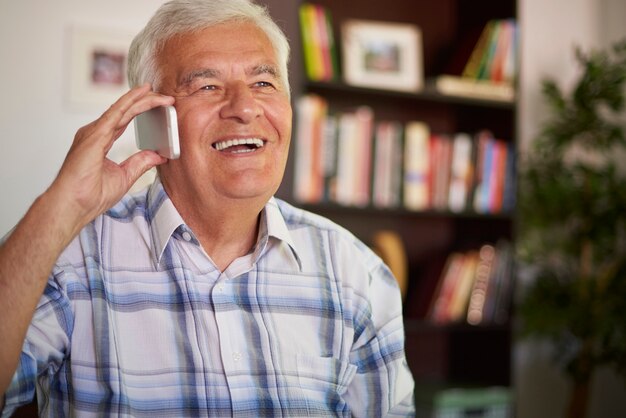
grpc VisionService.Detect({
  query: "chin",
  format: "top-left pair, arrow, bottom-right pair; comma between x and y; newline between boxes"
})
225,183 -> 276,202
229,170 -> 281,194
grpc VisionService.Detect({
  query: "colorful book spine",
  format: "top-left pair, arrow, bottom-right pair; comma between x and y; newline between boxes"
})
293,96 -> 514,214
293,94 -> 327,203
298,3 -> 337,81
462,20 -> 497,79
372,121 -> 403,208
437,19 -> 518,102
403,121 -> 431,211
334,107 -> 374,207
448,132 -> 473,213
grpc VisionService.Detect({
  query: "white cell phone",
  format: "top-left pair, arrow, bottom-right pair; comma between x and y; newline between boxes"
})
134,105 -> 180,159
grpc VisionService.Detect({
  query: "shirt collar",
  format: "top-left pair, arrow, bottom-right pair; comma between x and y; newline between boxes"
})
146,178 -> 302,271
147,177 -> 185,267
263,197 -> 302,271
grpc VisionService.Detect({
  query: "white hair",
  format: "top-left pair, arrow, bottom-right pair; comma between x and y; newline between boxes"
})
127,0 -> 290,95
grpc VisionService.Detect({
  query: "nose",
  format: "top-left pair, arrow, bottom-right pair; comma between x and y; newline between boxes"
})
219,81 -> 262,123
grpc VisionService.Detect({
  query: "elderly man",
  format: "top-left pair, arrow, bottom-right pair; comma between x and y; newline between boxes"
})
0,0 -> 415,416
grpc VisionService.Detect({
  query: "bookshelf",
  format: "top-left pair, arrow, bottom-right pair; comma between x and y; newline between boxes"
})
269,0 -> 518,411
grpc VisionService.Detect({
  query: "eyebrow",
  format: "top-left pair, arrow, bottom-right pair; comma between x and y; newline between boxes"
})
250,63 -> 279,78
179,68 -> 220,87
178,63 -> 280,88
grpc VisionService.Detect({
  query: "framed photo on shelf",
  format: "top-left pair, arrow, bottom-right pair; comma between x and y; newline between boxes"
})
341,19 -> 423,92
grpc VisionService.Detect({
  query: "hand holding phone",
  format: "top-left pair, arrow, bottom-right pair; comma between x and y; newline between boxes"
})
134,105 -> 180,159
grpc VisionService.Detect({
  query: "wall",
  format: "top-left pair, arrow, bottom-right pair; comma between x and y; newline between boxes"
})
0,0 -> 166,236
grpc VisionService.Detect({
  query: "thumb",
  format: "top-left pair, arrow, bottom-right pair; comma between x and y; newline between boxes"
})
120,150 -> 168,187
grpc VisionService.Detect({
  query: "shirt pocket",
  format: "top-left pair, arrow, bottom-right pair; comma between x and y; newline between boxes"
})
296,353 -> 357,416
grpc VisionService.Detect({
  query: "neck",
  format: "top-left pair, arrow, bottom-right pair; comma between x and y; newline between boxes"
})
162,181 -> 267,272
191,206 -> 261,272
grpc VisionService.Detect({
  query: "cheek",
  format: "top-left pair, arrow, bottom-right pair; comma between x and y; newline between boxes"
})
175,104 -> 215,148
266,102 -> 293,142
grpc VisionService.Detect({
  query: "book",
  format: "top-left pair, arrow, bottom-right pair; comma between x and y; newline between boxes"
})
321,113 -> 339,202
472,130 -> 493,213
467,132 -> 514,214
428,252 -> 466,323
293,94 -> 327,203
436,19 -> 518,104
353,106 -> 374,207
403,121 -> 431,211
335,111 -> 359,206
334,106 -> 374,207
430,134 -> 453,211
312,4 -> 333,81
462,20 -> 498,79
294,99 -> 513,216
372,121 -> 403,208
435,74 -> 515,102
476,20 -> 503,80
488,139 -> 508,213
321,5 -> 340,80
440,24 -> 487,78
426,241 -> 514,325
298,3 -> 323,81
298,3 -> 337,81
448,132 -> 474,213
502,20 -> 519,84
446,250 -> 479,322
488,19 -> 516,83
466,244 -> 497,325
482,239 -> 514,324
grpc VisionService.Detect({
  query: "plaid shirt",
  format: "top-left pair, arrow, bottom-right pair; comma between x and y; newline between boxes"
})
2,178 -> 415,417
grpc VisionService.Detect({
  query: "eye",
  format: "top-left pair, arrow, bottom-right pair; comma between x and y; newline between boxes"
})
254,81 -> 276,89
189,84 -> 220,97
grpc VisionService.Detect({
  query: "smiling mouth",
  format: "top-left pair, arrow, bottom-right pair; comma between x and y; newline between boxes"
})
212,138 -> 265,153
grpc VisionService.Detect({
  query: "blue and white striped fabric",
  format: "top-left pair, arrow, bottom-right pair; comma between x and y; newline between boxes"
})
2,177 -> 415,417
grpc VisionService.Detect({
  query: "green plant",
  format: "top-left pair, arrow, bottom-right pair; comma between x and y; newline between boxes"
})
517,39 -> 626,418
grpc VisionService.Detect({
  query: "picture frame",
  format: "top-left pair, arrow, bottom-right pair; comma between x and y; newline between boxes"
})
66,25 -> 134,109
341,19 -> 423,92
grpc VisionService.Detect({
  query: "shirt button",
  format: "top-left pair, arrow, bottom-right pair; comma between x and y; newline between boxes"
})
182,231 -> 192,242
232,352 -> 242,362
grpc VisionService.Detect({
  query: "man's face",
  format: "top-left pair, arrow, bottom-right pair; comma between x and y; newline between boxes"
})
155,21 -> 292,205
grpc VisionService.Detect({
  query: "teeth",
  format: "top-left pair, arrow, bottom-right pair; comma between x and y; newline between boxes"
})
214,138 -> 264,151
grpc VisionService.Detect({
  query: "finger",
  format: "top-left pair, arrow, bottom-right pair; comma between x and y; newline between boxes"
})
70,85 -> 152,148
98,83 -> 152,128
118,91 -> 176,126
119,150 -> 168,188
81,87 -> 174,152
102,85 -> 175,129
101,90 -> 175,144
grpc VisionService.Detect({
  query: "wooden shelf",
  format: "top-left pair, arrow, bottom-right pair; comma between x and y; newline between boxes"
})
296,202 -> 514,221
306,79 -> 516,109
274,0 -> 519,391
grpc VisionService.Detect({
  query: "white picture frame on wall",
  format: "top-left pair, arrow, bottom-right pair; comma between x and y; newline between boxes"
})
341,19 -> 424,92
66,25 -> 134,109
